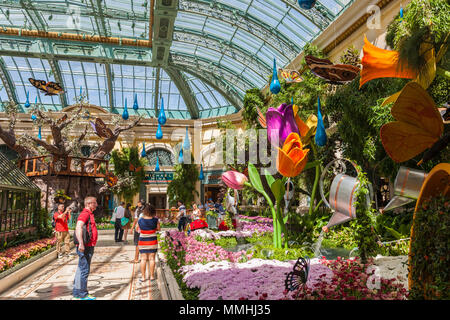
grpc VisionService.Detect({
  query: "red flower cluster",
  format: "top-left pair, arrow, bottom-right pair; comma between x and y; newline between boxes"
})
285,257 -> 408,300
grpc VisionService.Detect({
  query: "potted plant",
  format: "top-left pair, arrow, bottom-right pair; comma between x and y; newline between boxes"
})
54,189 -> 71,204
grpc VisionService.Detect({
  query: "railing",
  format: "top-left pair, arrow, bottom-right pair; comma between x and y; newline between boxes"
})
19,155 -> 109,178
154,208 -> 207,222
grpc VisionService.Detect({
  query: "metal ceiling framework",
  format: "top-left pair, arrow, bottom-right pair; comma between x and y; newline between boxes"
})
0,0 -> 353,118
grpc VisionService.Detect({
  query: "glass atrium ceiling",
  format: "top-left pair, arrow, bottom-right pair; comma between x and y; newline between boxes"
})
0,0 -> 353,119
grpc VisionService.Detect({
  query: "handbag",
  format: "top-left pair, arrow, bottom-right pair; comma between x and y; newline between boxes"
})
73,215 -> 92,245
109,207 -> 117,224
120,217 -> 129,226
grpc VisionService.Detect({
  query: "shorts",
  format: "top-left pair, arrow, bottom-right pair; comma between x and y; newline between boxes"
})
134,231 -> 140,246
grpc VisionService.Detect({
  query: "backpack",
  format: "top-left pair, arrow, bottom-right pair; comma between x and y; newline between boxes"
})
73,215 -> 92,246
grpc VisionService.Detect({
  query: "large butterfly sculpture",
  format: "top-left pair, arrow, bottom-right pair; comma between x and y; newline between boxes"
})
278,68 -> 303,83
257,107 -> 267,128
129,163 -> 143,173
380,82 -> 447,165
90,118 -> 114,139
305,55 -> 360,84
284,256 -> 310,292
29,78 -> 64,96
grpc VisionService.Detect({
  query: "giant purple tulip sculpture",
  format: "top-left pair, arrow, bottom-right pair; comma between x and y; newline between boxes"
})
266,103 -> 300,148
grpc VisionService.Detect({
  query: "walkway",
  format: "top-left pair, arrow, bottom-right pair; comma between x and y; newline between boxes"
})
0,230 -> 168,300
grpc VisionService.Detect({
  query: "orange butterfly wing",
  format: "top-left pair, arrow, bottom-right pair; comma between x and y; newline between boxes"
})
45,81 -> 64,95
380,122 -> 439,163
380,82 -> 443,163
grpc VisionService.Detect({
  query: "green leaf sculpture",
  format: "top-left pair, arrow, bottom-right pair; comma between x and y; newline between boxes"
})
248,163 -> 265,194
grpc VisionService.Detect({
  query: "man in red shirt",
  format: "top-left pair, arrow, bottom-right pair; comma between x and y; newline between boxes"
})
53,203 -> 71,258
72,196 -> 99,300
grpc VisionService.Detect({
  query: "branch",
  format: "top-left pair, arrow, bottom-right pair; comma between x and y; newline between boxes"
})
114,116 -> 142,135
36,109 -> 54,126
59,104 -> 83,129
30,136 -> 64,155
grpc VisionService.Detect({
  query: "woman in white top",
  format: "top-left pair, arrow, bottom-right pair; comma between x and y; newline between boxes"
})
192,203 -> 201,220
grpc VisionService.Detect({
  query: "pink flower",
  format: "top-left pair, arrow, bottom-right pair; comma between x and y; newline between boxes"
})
221,171 -> 248,190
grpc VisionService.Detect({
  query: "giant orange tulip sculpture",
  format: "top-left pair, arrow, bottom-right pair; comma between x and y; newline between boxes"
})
277,132 -> 310,178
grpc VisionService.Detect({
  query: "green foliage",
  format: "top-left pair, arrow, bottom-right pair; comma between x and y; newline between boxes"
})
353,165 -> 379,264
385,0 -> 450,71
110,146 -> 147,203
374,206 -> 414,241
167,161 -> 199,208
242,88 -> 265,129
409,195 -> 450,300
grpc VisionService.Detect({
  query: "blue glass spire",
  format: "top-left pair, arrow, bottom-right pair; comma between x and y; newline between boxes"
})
141,142 -> 147,157
24,91 -> 30,108
155,156 -> 160,172
133,93 -> 139,110
156,123 -> 163,139
315,97 -> 327,147
178,147 -> 184,164
122,98 -> 129,120
270,58 -> 281,94
158,96 -> 167,125
199,163 -> 204,180
38,126 -> 42,140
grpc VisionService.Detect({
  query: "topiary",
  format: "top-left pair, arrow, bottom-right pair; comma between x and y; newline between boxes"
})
409,195 -> 450,299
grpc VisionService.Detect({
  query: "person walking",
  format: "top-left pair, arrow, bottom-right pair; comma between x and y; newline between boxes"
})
53,203 -> 71,258
130,200 -> 145,263
177,201 -> 186,232
138,204 -> 160,282
72,196 -> 98,300
122,203 -> 132,243
114,201 -> 125,243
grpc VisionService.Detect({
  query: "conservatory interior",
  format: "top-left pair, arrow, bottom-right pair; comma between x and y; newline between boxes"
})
0,0 -> 448,302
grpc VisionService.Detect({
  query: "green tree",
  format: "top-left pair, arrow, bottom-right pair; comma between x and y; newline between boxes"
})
110,146 -> 147,203
167,161 -> 199,208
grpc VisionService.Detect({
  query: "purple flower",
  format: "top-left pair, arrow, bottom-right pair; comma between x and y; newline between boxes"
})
266,103 -> 300,147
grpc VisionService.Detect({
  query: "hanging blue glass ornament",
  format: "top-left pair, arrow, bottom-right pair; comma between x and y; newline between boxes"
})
315,97 -> 327,147
122,98 -> 129,120
141,142 -> 147,157
269,58 -> 281,94
133,93 -> 139,110
178,147 -> 184,164
155,156 -> 160,172
298,0 -> 316,10
31,114 -> 37,121
291,97 -> 294,106
38,126 -> 42,140
183,127 -> 190,150
158,96 -> 166,125
35,96 -> 38,105
24,91 -> 30,108
199,163 -> 204,180
400,5 -> 403,20
156,122 -> 163,139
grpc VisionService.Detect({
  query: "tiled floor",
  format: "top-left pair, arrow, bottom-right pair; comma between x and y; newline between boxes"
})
0,232 -> 163,300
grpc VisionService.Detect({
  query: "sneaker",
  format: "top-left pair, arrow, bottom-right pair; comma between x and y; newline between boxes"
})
75,295 -> 96,300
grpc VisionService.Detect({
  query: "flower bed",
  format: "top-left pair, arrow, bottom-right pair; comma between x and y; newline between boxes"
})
0,238 -> 56,273
289,257 -> 408,300
162,230 -> 252,265
161,214 -> 409,300
180,258 -> 333,300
